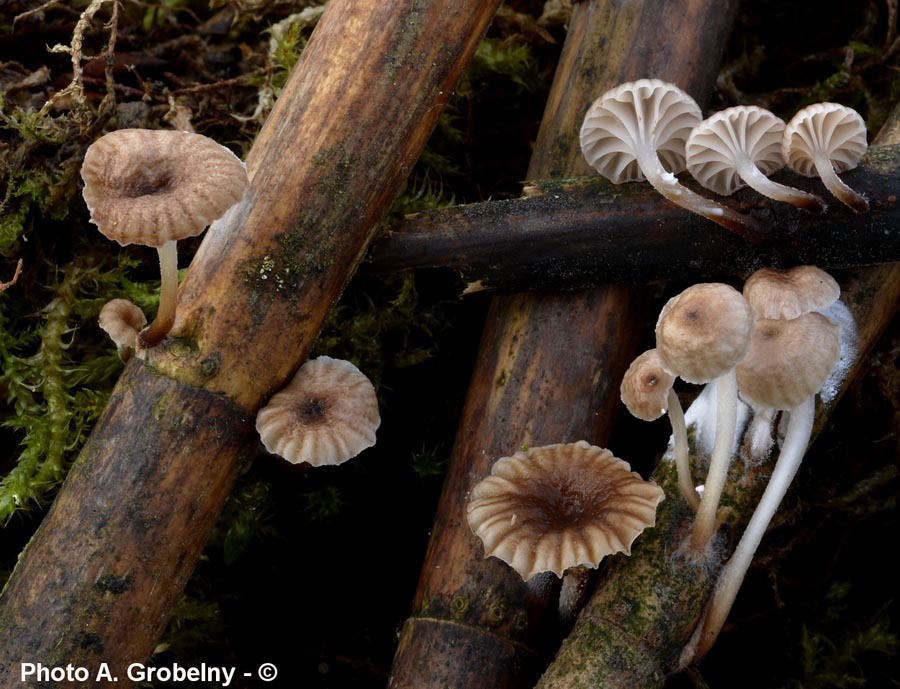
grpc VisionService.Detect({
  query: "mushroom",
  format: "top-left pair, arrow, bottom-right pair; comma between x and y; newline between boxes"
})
743,265 -> 840,320
81,128 -> 249,347
782,103 -> 869,213
255,356 -> 380,467
620,349 -> 698,510
580,79 -> 762,242
682,312 -> 841,665
655,283 -> 755,552
685,106 -> 825,213
98,298 -> 147,362
466,440 -> 664,581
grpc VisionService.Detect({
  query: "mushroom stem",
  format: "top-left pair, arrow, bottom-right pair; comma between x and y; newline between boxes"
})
140,239 -> 179,347
690,370 -> 738,552
813,153 -> 869,213
681,396 -> 815,667
735,160 -> 826,214
668,388 -> 699,510
638,151 -> 764,244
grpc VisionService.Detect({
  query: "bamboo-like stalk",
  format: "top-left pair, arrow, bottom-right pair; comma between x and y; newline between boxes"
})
366,148 -> 900,292
0,1 -> 501,684
387,2 -> 741,688
533,108 -> 900,689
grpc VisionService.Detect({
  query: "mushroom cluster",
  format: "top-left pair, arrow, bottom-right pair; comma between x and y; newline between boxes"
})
620,267 -> 846,663
580,80 -> 870,239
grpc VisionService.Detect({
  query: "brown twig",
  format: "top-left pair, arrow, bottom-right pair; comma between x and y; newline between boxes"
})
0,259 -> 23,292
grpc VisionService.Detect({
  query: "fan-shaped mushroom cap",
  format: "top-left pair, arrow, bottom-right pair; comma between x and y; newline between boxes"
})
686,106 -> 825,212
743,266 -> 840,320
655,283 -> 754,384
99,298 -> 147,361
782,103 -> 868,213
620,349 -> 676,421
255,356 -> 380,467
466,441 -> 664,581
81,129 -> 249,248
736,313 -> 841,410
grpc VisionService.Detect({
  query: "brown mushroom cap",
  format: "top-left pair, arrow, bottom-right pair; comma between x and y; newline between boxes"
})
81,129 -> 248,248
655,283 -> 754,384
98,298 -> 147,359
620,349 -> 676,421
736,313 -> 841,410
255,356 -> 380,467
743,266 -> 840,320
466,440 -> 664,581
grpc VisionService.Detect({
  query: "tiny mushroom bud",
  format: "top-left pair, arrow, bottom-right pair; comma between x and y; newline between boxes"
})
99,298 -> 147,363
621,349 -> 698,509
686,106 -> 825,213
580,79 -> 762,242
466,441 -> 664,581
782,103 -> 869,213
655,283 -> 755,552
743,265 -> 840,321
81,128 -> 249,348
255,356 -> 380,467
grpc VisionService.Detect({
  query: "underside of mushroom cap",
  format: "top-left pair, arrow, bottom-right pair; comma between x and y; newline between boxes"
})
743,266 -> 840,320
782,103 -> 868,178
255,356 -> 380,467
466,440 -> 664,581
81,129 -> 249,248
580,78 -> 702,183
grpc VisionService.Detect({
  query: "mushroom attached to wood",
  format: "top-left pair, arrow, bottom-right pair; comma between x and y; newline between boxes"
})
655,283 -> 755,552
466,440 -> 664,581
98,298 -> 147,363
81,128 -> 249,347
782,103 -> 869,213
580,79 -> 762,242
255,356 -> 380,467
686,106 -> 825,213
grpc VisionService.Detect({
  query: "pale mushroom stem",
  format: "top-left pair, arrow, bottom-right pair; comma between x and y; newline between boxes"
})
667,388 -> 699,510
812,153 -> 869,213
140,239 -> 179,347
637,152 -> 765,245
680,396 -> 815,667
735,160 -> 826,214
690,370 -> 739,552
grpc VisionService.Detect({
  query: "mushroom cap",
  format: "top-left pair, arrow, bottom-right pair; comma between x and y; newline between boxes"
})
743,266 -> 840,320
736,313 -> 841,410
620,349 -> 676,421
782,103 -> 868,178
655,283 -> 754,384
466,441 -> 664,581
685,106 -> 785,195
81,129 -> 249,248
580,79 -> 702,183
98,298 -> 147,355
255,356 -> 380,467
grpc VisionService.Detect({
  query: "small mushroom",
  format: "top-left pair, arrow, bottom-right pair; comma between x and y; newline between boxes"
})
621,349 -> 698,509
98,298 -> 147,362
686,106 -> 825,213
681,312 -> 841,665
743,265 -> 840,321
580,79 -> 762,242
782,103 -> 869,213
255,356 -> 380,467
81,128 -> 249,347
655,283 -> 755,552
466,441 -> 664,581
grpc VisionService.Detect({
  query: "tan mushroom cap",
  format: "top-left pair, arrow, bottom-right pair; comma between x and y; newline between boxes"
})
466,440 -> 664,581
620,349 -> 676,421
81,129 -> 248,248
98,298 -> 147,358
686,106 -> 785,195
743,266 -> 840,320
580,78 -> 701,183
736,313 -> 841,410
655,283 -> 754,384
255,356 -> 380,467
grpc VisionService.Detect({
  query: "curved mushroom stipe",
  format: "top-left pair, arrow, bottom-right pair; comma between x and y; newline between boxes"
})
139,240 -> 179,348
667,387 -> 699,511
